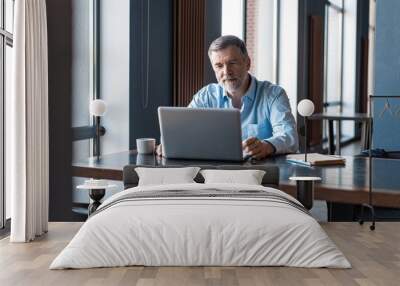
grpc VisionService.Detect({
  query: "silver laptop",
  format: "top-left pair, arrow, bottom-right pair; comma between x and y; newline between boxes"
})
158,107 -> 246,161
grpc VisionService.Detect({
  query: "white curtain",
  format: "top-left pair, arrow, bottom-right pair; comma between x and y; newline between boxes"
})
10,0 -> 49,242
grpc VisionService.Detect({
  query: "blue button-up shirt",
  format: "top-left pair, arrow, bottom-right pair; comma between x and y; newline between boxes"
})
188,74 -> 298,154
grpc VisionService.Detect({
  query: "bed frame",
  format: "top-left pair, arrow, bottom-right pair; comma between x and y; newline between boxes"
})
122,165 -> 280,189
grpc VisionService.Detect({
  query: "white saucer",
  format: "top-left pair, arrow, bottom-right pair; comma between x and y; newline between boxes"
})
289,176 -> 321,181
77,184 -> 117,190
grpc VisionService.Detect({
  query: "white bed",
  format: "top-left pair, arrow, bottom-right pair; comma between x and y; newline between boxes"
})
50,183 -> 350,269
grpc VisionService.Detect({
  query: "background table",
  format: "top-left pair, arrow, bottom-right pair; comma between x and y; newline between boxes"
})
309,112 -> 372,155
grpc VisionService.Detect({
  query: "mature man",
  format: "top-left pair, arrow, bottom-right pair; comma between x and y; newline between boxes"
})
158,35 -> 298,159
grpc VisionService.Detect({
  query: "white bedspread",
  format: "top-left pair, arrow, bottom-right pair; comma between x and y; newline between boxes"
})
50,183 -> 351,269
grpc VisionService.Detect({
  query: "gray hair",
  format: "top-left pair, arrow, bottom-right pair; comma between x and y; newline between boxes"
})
208,35 -> 248,58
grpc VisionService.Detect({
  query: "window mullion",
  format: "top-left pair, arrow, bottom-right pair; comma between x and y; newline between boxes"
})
0,34 -> 5,229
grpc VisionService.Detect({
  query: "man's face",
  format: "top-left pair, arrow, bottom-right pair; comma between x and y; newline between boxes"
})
210,46 -> 251,95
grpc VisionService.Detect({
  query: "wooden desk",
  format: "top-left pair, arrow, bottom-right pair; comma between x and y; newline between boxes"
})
72,151 -> 400,208
309,112 -> 371,155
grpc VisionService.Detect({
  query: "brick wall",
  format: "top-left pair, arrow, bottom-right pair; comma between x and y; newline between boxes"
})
246,0 -> 258,74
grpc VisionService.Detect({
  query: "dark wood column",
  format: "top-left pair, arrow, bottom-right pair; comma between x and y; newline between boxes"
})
308,15 -> 324,147
297,0 -> 326,152
173,0 -> 205,107
46,0 -> 73,221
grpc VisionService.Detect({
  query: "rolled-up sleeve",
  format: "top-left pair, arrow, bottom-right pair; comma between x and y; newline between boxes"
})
188,87 -> 209,108
265,90 -> 299,154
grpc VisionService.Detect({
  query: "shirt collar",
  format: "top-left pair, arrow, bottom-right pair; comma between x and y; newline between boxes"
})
222,74 -> 256,102
242,74 -> 257,101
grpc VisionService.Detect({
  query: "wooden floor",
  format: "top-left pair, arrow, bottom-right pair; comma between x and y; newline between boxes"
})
1,222 -> 399,286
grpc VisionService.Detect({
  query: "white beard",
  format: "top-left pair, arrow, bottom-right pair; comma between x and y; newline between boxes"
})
220,79 -> 241,94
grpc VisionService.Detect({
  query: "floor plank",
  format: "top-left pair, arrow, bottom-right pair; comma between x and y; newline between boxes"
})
0,222 -> 399,286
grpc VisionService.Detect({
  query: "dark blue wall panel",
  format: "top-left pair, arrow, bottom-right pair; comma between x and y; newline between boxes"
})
129,0 -> 173,149
203,0 -> 221,85
373,0 -> 400,151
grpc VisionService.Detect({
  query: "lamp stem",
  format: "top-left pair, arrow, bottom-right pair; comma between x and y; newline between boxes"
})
95,116 -> 101,160
368,106 -> 372,205
304,116 -> 308,162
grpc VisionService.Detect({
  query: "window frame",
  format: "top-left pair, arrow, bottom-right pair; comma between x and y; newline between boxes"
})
90,0 -> 100,156
71,0 -> 100,156
323,0 -> 344,111
322,0 -> 344,142
1,0 -> 14,230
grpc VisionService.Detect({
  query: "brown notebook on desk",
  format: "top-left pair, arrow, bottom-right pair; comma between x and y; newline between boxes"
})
286,153 -> 346,166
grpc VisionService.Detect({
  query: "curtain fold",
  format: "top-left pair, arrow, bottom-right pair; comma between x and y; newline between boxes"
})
10,0 -> 49,242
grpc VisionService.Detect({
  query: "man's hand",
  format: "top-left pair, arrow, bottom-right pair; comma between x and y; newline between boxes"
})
242,137 -> 275,160
156,144 -> 163,156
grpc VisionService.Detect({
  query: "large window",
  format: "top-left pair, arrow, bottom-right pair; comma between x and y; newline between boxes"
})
221,0 -> 245,40
71,0 -> 99,217
1,0 -> 14,230
368,0 -> 375,96
71,0 -> 98,162
323,0 -> 343,114
71,0 -> 129,219
323,0 -> 359,145
323,0 -> 344,142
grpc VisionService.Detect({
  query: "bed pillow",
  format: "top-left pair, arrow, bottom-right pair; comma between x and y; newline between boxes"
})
135,167 -> 201,186
200,169 -> 266,185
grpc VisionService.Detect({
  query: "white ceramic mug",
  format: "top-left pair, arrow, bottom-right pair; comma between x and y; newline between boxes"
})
136,154 -> 156,165
136,138 -> 156,154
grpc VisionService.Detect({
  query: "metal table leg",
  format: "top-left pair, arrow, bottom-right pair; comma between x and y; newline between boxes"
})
88,188 -> 105,215
335,120 -> 341,155
328,120 -> 335,155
